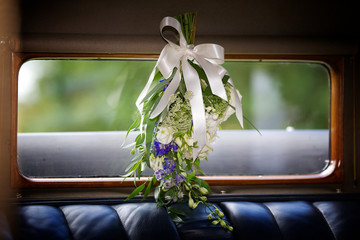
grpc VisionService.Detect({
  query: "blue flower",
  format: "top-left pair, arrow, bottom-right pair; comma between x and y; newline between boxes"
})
170,141 -> 178,152
153,140 -> 170,156
176,174 -> 186,184
163,158 -> 175,173
155,169 -> 166,181
163,179 -> 175,189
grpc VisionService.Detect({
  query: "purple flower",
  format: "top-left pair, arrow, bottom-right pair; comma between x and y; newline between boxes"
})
176,174 -> 186,184
163,179 -> 175,189
153,140 -> 170,156
163,158 -> 175,173
155,169 -> 166,181
170,141 -> 178,152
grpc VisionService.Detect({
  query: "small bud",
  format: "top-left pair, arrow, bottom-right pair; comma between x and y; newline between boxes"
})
192,201 -> 199,209
220,220 -> 226,227
200,196 -> 207,201
188,197 -> 194,209
199,187 -> 208,195
207,214 -> 213,220
218,211 -> 224,218
131,147 -> 136,155
228,226 -> 234,231
212,220 -> 219,225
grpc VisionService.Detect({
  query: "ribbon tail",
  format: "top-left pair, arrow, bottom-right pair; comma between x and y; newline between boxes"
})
229,78 -> 244,128
194,55 -> 228,101
150,69 -> 181,119
182,57 -> 207,159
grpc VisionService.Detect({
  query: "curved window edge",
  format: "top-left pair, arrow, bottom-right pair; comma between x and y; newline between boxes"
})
11,53 -> 344,188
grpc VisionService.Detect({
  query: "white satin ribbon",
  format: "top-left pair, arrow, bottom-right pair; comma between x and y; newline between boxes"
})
136,16 -> 243,159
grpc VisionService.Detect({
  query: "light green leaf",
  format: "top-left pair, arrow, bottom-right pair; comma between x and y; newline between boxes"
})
169,212 -> 184,223
142,175 -> 156,201
154,186 -> 161,202
124,183 -> 146,201
139,68 -> 177,105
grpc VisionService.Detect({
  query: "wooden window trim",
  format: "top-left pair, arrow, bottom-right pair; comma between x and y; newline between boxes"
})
11,53 -> 344,188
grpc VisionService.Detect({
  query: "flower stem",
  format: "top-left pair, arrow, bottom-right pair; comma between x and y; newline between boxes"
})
176,12 -> 197,45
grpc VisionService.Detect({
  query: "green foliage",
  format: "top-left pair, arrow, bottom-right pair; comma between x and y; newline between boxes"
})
18,60 -> 329,133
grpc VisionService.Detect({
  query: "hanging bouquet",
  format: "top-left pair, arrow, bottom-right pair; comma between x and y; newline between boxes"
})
123,13 -> 243,231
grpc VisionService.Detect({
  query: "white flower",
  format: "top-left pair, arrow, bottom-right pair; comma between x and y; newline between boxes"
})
184,134 -> 194,146
150,154 -> 164,171
184,91 -> 193,101
198,143 -> 213,160
206,113 -> 219,129
169,94 -> 177,103
207,131 -> 217,143
212,112 -> 219,120
156,126 -> 175,144
183,149 -> 193,159
175,137 -> 183,148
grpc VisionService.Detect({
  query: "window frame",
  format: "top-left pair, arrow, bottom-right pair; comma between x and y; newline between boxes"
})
11,53 -> 344,188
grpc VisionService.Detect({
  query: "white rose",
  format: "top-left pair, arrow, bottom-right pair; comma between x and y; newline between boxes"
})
157,126 -> 174,144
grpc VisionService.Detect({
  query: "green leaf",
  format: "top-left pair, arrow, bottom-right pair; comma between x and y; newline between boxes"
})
187,60 -> 208,85
125,152 -> 144,174
125,117 -> 140,139
154,186 -> 161,202
222,75 -> 230,85
142,175 -> 156,201
124,183 -> 146,201
186,171 -> 196,181
135,133 -> 145,147
194,158 -> 200,167
179,78 -> 186,96
169,212 -> 184,223
195,177 -> 211,193
169,207 -> 187,217
194,165 -> 205,175
122,142 -> 135,149
203,86 -> 212,96
145,117 -> 157,154
124,161 -> 137,173
139,68 -> 177,105
185,159 -> 192,171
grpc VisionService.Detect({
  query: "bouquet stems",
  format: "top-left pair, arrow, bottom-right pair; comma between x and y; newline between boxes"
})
176,12 -> 197,45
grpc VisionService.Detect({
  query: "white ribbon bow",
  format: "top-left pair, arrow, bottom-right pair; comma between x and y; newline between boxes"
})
136,16 -> 243,159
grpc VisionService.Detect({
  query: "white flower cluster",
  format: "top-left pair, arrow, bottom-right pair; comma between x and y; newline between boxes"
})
152,86 -> 235,163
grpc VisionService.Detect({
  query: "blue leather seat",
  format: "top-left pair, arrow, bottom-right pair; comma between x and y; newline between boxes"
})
5,194 -> 360,240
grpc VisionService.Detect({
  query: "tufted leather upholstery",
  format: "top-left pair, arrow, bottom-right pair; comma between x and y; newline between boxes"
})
5,194 -> 360,240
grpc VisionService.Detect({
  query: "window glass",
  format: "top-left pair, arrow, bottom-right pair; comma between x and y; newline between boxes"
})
17,59 -> 330,178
